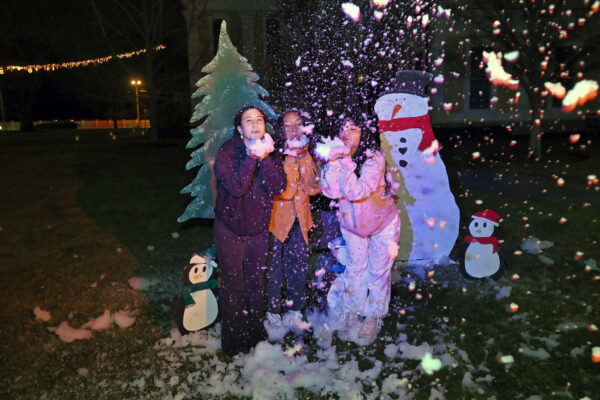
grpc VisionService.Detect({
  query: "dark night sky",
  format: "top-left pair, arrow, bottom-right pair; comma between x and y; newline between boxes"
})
0,0 -> 188,123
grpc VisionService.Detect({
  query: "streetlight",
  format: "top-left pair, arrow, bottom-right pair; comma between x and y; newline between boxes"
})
130,79 -> 142,128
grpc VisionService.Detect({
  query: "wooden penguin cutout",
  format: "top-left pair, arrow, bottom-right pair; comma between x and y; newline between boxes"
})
452,209 -> 508,280
173,253 -> 218,335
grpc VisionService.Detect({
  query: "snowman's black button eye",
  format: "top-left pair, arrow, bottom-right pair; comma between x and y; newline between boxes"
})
194,267 -> 198,274
483,222 -> 487,228
400,138 -> 407,143
475,222 -> 478,227
203,266 -> 206,272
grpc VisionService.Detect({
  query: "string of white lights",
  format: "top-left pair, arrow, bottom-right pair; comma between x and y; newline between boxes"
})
0,44 -> 166,75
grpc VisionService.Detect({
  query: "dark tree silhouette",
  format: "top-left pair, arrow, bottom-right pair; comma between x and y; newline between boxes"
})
90,0 -> 191,139
444,0 -> 600,158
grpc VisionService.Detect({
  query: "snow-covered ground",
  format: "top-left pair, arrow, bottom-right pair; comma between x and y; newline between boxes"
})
102,250 -> 599,399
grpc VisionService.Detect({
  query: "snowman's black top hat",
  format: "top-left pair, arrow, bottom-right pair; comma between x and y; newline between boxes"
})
384,70 -> 433,97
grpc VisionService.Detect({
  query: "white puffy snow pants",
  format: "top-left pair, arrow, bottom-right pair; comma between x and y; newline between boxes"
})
327,213 -> 400,319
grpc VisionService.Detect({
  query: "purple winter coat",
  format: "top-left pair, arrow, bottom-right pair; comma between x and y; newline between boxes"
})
214,135 -> 286,237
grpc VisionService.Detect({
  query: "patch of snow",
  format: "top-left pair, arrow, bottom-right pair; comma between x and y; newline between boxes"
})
52,321 -> 92,343
495,286 -> 512,299
114,310 -> 137,329
381,373 -> 409,395
89,310 -> 112,330
421,352 -> 442,375
33,306 -> 51,322
538,255 -> 554,265
570,345 -> 587,357
521,238 -> 554,255
128,276 -> 160,290
520,345 -> 550,360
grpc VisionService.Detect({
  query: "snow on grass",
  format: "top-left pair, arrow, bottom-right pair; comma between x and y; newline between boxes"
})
114,309 -> 137,328
519,345 -> 550,360
33,306 -> 51,322
81,309 -> 112,331
128,276 -> 160,290
521,237 -> 554,254
115,224 -> 600,399
143,323 -> 388,399
420,352 -> 442,374
51,321 -> 93,343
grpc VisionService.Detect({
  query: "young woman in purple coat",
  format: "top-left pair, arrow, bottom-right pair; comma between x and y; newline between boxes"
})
213,106 -> 286,356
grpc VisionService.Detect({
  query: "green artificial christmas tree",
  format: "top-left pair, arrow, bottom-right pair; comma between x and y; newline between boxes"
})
179,21 -> 276,221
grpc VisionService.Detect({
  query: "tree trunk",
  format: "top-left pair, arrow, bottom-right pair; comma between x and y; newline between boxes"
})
528,121 -> 542,160
527,92 -> 544,160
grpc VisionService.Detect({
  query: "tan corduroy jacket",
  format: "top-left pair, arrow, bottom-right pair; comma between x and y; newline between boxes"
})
269,153 -> 321,244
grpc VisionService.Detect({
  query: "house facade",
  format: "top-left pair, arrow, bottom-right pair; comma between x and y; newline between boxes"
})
182,0 -> 599,132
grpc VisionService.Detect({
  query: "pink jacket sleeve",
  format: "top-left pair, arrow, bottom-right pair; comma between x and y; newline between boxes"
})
338,152 -> 386,201
320,159 -> 342,199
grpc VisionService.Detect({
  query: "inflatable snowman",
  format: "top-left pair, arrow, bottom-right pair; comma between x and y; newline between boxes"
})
374,70 -> 460,275
173,253 -> 218,335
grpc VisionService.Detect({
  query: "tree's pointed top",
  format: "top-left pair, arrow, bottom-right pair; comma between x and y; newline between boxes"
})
217,20 -> 233,54
200,19 -> 253,77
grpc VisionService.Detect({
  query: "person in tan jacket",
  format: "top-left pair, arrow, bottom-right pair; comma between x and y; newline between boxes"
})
266,110 -> 321,328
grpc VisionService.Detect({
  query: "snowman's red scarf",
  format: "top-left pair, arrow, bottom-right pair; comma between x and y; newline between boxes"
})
464,235 -> 499,253
377,114 -> 437,153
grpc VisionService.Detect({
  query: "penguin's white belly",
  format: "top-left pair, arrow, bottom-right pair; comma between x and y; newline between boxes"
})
465,243 -> 500,278
183,290 -> 218,331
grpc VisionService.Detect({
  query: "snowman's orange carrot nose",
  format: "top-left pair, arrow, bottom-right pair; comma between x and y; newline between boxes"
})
392,104 -> 403,119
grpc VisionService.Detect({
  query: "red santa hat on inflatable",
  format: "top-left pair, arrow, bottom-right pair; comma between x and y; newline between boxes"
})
471,209 -> 502,226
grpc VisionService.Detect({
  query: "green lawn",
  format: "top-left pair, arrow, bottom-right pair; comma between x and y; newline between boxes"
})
0,128 -> 598,399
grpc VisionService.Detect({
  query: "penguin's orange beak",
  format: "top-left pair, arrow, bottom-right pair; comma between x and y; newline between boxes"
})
476,229 -> 481,233
193,275 -> 199,280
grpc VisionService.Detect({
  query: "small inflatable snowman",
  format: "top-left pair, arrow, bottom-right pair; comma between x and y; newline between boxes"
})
173,252 -> 218,335
452,209 -> 508,280
374,70 -> 460,275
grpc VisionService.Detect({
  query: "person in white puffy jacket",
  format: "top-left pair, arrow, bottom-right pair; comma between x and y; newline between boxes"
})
320,115 -> 401,343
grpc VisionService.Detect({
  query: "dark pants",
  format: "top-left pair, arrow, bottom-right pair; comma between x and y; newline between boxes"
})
267,220 -> 309,313
314,210 -> 343,310
214,218 -> 268,356
316,210 -> 342,250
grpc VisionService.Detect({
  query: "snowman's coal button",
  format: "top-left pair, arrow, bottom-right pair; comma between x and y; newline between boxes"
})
398,147 -> 408,155
400,138 -> 407,143
399,160 -> 408,168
